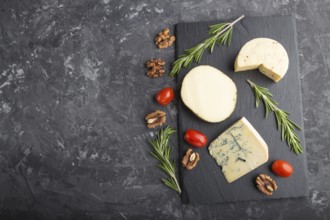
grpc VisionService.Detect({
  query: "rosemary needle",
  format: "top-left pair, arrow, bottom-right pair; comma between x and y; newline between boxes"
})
149,126 -> 181,194
247,80 -> 303,154
169,15 -> 244,77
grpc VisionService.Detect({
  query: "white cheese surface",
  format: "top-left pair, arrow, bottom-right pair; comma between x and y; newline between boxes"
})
181,65 -> 237,123
209,117 -> 269,183
234,38 -> 289,82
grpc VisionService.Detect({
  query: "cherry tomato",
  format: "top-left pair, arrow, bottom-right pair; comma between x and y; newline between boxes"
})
271,160 -> 294,177
184,129 -> 208,148
155,87 -> 175,106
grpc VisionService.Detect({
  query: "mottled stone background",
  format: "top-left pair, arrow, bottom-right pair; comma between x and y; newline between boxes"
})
0,0 -> 329,219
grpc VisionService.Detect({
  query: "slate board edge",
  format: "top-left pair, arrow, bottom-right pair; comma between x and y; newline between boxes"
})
291,14 -> 309,198
174,23 -> 186,203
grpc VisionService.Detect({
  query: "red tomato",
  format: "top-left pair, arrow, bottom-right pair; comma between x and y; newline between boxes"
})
271,160 -> 294,177
155,87 -> 175,106
184,129 -> 208,148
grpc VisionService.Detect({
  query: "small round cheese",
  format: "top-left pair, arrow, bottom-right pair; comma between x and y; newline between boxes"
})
181,65 -> 237,123
234,38 -> 289,82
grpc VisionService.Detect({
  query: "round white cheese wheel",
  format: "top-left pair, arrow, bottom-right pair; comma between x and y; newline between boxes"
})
181,65 -> 237,123
234,38 -> 289,82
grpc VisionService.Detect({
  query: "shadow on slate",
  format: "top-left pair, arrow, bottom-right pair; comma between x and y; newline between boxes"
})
175,15 -> 308,204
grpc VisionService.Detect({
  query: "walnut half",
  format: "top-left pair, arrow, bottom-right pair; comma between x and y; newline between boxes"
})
145,110 -> 166,129
256,174 -> 278,196
182,149 -> 200,170
145,59 -> 165,78
155,28 -> 175,49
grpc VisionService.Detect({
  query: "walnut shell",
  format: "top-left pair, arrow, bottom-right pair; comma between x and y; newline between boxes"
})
182,149 -> 200,170
256,174 -> 278,196
145,110 -> 166,129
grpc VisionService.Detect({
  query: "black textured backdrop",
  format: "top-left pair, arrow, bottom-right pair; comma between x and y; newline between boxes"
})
0,0 -> 330,219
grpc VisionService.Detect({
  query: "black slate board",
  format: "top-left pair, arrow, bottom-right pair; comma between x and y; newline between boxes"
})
176,15 -> 308,204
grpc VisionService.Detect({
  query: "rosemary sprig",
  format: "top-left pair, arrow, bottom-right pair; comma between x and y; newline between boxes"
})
169,15 -> 244,77
149,126 -> 181,194
247,80 -> 303,154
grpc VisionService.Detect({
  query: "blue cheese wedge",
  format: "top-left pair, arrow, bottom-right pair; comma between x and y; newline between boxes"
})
209,117 -> 269,183
234,38 -> 289,82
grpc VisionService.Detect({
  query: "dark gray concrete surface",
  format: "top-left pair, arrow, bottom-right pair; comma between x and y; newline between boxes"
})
0,0 -> 329,219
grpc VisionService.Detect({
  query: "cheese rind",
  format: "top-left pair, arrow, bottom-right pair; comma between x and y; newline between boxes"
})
181,65 -> 237,123
209,117 -> 269,183
234,38 -> 289,82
